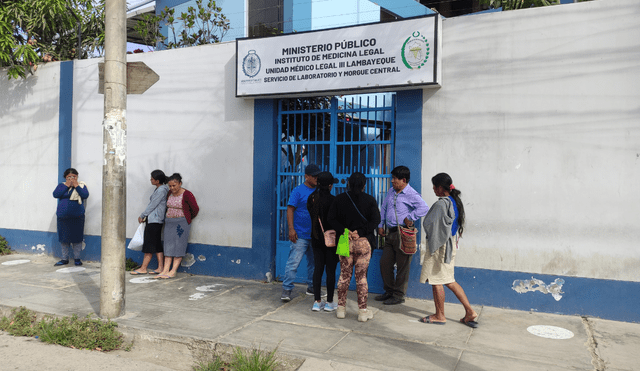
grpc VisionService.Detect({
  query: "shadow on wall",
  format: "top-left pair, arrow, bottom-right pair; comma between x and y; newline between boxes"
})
0,74 -> 38,118
224,51 -> 253,123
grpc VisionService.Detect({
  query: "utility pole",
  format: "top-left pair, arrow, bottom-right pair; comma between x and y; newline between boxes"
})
100,0 -> 127,319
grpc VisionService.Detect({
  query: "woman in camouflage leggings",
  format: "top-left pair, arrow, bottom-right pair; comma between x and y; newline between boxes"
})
328,172 -> 381,322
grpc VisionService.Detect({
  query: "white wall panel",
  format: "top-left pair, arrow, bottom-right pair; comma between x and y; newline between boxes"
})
0,63 -> 61,232
73,41 -> 255,247
422,0 -> 640,281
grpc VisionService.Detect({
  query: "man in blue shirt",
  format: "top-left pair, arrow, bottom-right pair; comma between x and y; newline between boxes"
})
281,164 -> 322,301
376,166 -> 429,305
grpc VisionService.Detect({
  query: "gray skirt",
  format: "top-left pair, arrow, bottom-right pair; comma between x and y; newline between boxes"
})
163,217 -> 191,257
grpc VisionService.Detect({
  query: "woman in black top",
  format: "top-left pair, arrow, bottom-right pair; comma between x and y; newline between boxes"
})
328,172 -> 381,322
307,172 -> 339,312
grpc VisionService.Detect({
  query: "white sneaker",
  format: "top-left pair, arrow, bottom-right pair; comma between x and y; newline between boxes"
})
358,308 -> 374,322
311,301 -> 324,311
336,305 -> 346,319
324,301 -> 338,312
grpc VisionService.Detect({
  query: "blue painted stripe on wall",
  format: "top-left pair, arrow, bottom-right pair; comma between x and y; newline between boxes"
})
58,61 -> 74,182
252,99 -> 280,280
394,89 -> 427,293
407,266 -> 640,324
0,228 -> 101,262
2,228 -> 638,322
395,89 -> 423,193
153,242 -> 273,280
1,228 -> 274,281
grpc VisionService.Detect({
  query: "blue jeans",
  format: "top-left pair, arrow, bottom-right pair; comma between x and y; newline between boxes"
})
282,238 -> 314,291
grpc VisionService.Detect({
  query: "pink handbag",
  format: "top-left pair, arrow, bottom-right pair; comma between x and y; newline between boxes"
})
319,218 -> 336,247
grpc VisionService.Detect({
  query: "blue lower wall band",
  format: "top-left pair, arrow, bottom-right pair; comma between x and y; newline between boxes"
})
0,229 -> 267,281
3,227 -> 638,323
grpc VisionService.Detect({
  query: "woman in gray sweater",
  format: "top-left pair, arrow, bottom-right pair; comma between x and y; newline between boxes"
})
131,170 -> 169,275
420,173 -> 478,328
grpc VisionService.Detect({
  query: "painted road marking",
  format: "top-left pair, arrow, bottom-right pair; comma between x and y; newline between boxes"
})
527,325 -> 574,339
196,284 -> 227,292
56,267 -> 86,273
2,259 -> 31,265
130,277 -> 158,284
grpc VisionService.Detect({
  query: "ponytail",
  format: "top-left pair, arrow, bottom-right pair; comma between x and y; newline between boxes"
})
432,173 -> 465,237
449,188 -> 465,237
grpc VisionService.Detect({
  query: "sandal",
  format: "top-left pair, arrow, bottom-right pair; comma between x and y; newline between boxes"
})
460,316 -> 479,328
419,316 -> 446,325
130,270 -> 147,275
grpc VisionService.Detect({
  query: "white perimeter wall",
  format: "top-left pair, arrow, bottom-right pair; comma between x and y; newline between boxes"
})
423,0 -> 640,281
72,41 -> 254,247
0,41 -> 254,247
0,64 -> 61,233
3,0 -> 639,281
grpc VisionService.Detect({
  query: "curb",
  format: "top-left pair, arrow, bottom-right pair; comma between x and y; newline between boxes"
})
0,304 -> 306,371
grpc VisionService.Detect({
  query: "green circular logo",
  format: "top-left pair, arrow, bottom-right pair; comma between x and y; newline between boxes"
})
401,31 -> 430,70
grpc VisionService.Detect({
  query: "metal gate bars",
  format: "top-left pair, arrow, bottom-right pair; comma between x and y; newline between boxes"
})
276,94 -> 396,247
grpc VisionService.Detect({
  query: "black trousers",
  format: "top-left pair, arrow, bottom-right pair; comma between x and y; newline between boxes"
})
142,223 -> 164,254
312,238 -> 339,302
379,232 -> 413,299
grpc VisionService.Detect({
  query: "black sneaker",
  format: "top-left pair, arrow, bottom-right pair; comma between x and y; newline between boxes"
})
374,292 -> 393,301
54,260 -> 69,266
281,289 -> 292,302
383,296 -> 405,305
74,259 -> 83,266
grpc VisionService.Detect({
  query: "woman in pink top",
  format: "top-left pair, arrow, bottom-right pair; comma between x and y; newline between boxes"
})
156,173 -> 199,279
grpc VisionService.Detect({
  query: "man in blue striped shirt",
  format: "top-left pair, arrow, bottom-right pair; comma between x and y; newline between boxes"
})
376,166 -> 429,305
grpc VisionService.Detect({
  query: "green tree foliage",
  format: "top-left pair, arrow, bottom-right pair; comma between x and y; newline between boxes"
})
135,0 -> 230,50
0,234 -> 11,255
480,0 -> 593,11
480,0 -> 560,10
249,22 -> 284,38
0,0 -> 105,79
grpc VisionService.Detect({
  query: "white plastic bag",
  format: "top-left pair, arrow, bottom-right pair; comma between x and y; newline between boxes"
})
127,223 -> 145,251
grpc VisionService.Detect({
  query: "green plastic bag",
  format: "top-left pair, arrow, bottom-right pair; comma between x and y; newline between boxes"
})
336,228 -> 350,257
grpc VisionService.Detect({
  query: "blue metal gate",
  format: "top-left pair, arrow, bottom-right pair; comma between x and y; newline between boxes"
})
275,94 -> 396,290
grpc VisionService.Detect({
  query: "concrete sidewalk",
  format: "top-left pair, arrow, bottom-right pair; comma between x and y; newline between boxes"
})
1,253 -> 637,371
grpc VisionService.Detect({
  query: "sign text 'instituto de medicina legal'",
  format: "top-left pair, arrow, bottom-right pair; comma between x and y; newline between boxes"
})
236,15 -> 441,97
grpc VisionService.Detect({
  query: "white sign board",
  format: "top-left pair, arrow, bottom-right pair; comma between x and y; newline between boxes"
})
236,15 -> 441,97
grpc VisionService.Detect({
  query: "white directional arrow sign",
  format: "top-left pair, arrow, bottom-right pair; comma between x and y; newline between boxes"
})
98,61 -> 159,95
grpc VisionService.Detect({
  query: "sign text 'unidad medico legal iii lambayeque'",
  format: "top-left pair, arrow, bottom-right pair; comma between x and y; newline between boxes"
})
267,39 -> 397,82
236,15 -> 440,97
